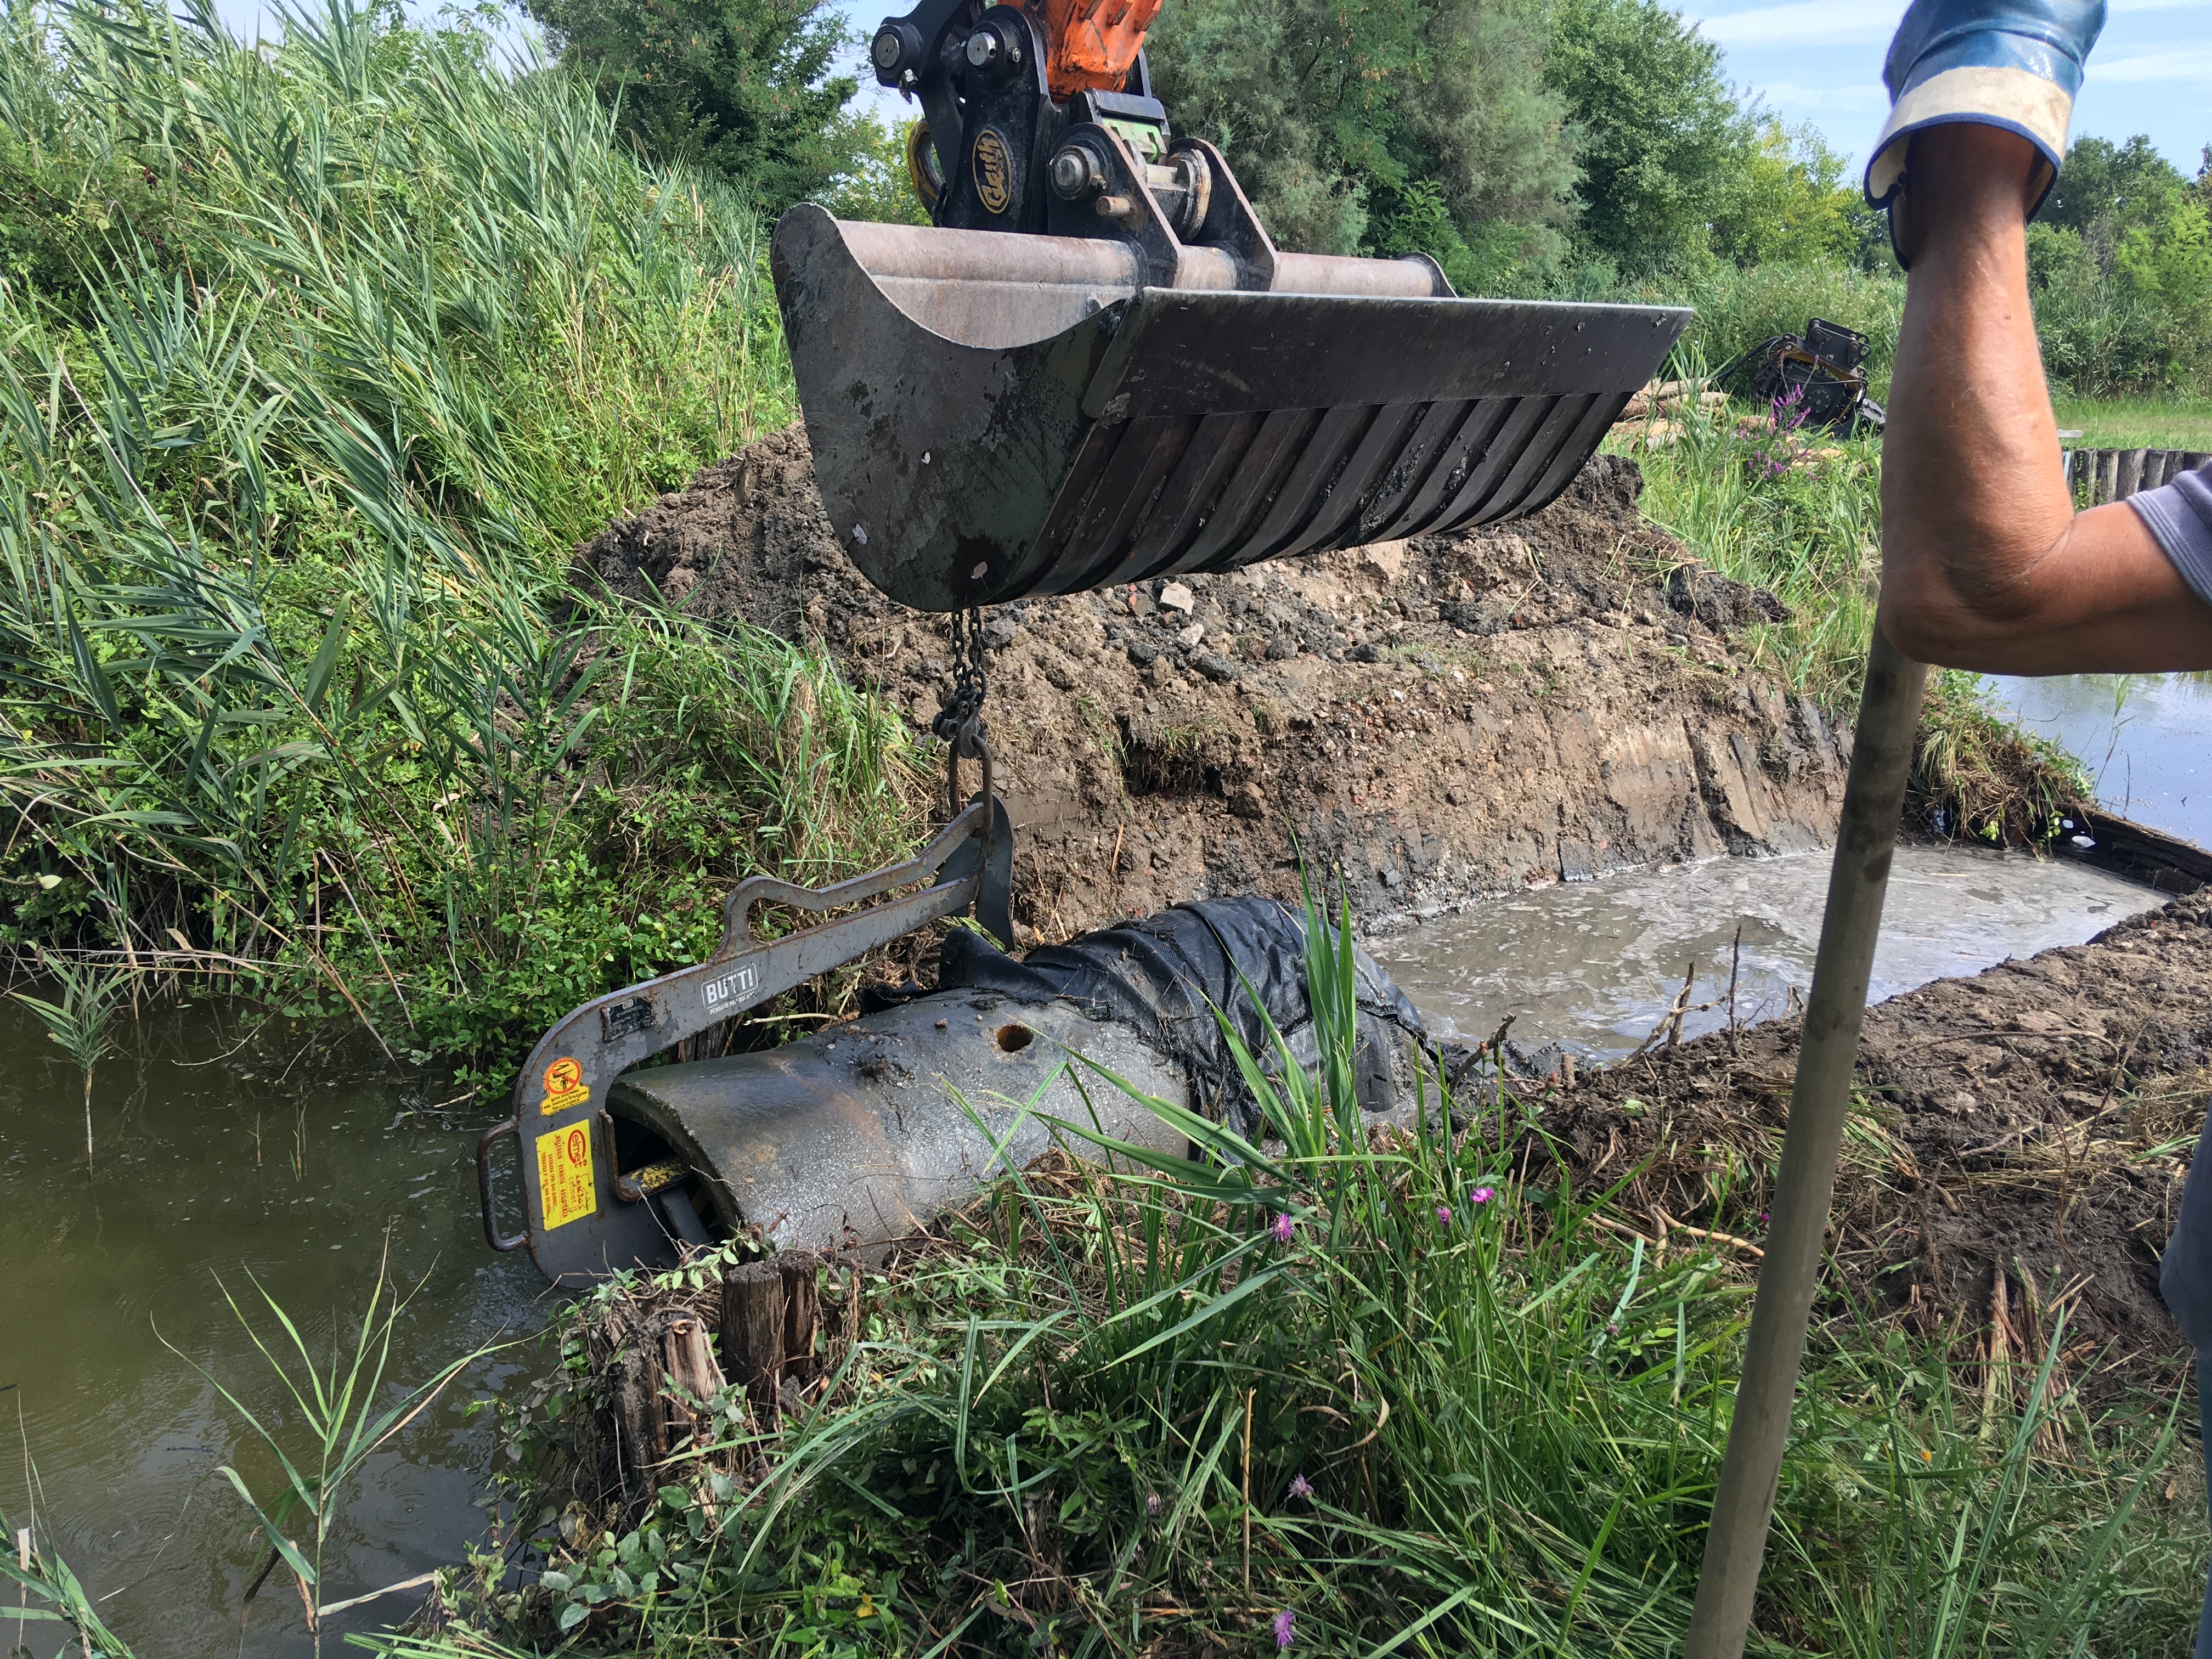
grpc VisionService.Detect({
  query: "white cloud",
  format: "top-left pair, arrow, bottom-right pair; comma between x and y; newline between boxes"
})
2090,43 -> 2212,78
1691,0 -> 1906,47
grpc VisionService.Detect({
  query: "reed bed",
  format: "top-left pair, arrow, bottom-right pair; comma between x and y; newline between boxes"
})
0,0 -> 927,1063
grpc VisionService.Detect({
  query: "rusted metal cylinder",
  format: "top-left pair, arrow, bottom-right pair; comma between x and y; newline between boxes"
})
1274,250 -> 1447,297
838,218 -> 1446,300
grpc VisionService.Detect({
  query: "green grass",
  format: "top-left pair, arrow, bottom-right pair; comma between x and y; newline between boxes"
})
2052,396 -> 2212,450
0,0 -> 927,1068
348,888 -> 2203,1658
1620,370 -> 2092,845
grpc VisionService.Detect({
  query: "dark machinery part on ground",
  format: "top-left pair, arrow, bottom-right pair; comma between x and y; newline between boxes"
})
1715,317 -> 1886,436
481,0 -> 1694,1284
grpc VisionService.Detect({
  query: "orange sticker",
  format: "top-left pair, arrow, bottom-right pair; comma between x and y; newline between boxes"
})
535,1119 -> 597,1230
540,1056 -> 590,1116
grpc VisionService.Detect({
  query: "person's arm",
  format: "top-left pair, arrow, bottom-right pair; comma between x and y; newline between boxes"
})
1878,123 -> 2212,674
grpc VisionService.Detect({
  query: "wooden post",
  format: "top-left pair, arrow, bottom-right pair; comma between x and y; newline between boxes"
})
2117,448 -> 2146,500
2187,452 -> 2212,476
780,1251 -> 822,1385
658,1314 -> 726,1455
2096,448 -> 2120,505
720,1260 -> 786,1417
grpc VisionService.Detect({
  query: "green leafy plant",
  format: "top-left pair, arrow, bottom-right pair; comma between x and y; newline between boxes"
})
161,1252 -> 506,1655
11,955 -> 131,1171
0,1502 -> 135,1659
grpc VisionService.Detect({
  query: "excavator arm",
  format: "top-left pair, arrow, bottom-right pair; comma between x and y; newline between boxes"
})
773,0 -> 1691,611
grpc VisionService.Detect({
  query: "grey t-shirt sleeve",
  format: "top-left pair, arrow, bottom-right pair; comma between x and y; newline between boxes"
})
2127,463 -> 2212,609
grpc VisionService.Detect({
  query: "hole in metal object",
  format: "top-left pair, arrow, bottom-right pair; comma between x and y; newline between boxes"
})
997,1023 -> 1036,1052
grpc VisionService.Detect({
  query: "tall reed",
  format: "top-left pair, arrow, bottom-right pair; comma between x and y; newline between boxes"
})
0,0 -> 923,1062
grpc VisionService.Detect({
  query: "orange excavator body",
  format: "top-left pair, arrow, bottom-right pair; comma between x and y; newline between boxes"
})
1018,0 -> 1165,100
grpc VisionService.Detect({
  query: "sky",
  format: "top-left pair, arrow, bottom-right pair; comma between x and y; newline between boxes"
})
1689,0 -> 2211,177
212,0 -> 2210,181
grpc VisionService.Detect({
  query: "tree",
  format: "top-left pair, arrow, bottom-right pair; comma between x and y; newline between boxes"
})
1705,118 -> 1861,269
2039,134 -> 2190,245
1144,0 -> 1577,287
1542,0 -> 1746,276
821,111 -> 931,225
522,0 -> 864,211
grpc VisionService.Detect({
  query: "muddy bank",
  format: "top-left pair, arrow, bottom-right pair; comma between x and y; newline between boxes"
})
575,426 -> 1849,939
1523,892 -> 2212,1389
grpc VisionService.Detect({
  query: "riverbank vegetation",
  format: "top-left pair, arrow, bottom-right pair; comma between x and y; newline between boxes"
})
0,0 -> 928,1068
326,903 -> 2201,1654
1621,386 -> 2090,848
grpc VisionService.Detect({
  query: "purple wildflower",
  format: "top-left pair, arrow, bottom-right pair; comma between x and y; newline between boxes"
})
1286,1472 -> 1314,1500
1146,1492 -> 1162,1516
1271,1211 -> 1295,1244
1273,1609 -> 1296,1650
1435,1205 -> 1452,1226
1471,1187 -> 1494,1204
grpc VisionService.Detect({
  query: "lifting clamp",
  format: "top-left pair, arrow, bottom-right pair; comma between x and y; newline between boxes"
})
477,645 -> 1014,1285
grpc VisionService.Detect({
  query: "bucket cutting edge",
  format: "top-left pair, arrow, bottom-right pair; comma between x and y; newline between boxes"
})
770,204 -> 1691,614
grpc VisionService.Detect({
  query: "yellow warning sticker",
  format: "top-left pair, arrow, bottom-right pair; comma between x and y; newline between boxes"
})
539,1056 -> 590,1116
535,1120 -> 597,1231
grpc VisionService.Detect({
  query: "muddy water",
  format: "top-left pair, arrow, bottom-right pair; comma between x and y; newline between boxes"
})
0,1003 -> 540,1657
1987,672 -> 2212,850
1371,843 -> 2161,1061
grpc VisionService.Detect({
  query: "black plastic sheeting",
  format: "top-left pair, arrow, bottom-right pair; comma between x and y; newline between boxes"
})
932,896 -> 1437,1135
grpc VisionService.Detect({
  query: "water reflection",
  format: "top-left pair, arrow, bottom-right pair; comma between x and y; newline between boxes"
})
1985,671 -> 2212,850
0,1001 -> 540,1657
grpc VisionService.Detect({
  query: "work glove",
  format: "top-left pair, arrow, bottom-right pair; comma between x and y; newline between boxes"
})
1865,0 -> 2105,264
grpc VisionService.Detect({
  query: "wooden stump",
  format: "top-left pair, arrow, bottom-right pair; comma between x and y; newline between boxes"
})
2118,447 -> 2147,500
720,1260 -> 786,1417
2096,448 -> 2120,505
658,1314 -> 725,1457
780,1251 -> 822,1385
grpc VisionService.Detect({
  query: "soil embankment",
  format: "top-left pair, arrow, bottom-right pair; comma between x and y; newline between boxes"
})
1540,894 -> 2212,1383
578,426 -> 1850,939
573,427 -> 2207,1378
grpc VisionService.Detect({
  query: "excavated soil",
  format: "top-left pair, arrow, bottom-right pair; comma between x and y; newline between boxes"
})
1527,894 -> 2212,1390
577,425 -> 1848,941
571,424 -> 2206,1381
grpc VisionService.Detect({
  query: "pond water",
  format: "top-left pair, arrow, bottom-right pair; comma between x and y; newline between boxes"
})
1370,842 -> 2159,1062
0,1004 -> 541,1658
1986,672 -> 2212,851
0,842 -> 2167,1656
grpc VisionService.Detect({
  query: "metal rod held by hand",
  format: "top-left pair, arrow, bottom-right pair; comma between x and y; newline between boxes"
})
1684,623 -> 1929,1659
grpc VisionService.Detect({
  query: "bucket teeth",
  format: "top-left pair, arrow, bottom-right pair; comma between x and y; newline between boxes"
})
772,205 -> 1690,613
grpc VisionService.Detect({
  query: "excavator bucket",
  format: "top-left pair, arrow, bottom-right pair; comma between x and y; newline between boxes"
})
772,205 -> 1691,613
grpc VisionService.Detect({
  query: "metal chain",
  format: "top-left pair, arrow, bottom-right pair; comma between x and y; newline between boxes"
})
930,605 -> 990,754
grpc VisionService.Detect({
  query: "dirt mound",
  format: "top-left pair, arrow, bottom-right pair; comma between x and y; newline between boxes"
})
575,425 -> 1850,940
1522,895 -> 2212,1389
